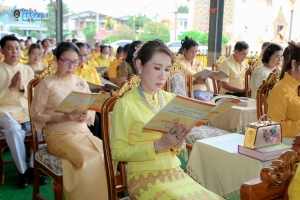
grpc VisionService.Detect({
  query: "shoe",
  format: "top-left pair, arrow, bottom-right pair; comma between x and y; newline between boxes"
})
25,167 -> 48,185
17,172 -> 29,189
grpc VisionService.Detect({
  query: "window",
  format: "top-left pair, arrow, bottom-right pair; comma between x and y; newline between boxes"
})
169,42 -> 181,47
180,21 -> 183,26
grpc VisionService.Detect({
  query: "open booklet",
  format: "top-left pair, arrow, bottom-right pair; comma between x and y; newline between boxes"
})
87,80 -> 119,91
5,109 -> 30,124
210,95 -> 256,107
142,95 -> 240,134
94,66 -> 107,73
54,91 -> 111,113
193,69 -> 229,80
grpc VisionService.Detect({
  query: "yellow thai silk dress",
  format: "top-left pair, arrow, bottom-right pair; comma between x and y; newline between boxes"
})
30,74 -> 108,200
111,87 -> 223,200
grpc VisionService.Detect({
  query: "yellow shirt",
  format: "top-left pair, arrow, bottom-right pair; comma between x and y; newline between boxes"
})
22,48 -> 29,59
111,87 -> 180,174
87,59 -> 98,67
108,58 -> 122,79
249,65 -> 272,99
26,61 -> 47,71
45,53 -> 54,63
0,62 -> 34,117
179,56 -> 207,91
219,54 -> 248,94
91,50 -> 100,59
288,162 -> 300,199
108,56 -> 116,62
74,64 -> 102,85
94,56 -> 111,68
267,72 -> 300,138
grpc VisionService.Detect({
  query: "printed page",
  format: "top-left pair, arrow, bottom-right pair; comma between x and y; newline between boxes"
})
87,81 -> 102,91
5,109 -> 30,124
143,95 -> 216,133
89,92 -> 111,113
193,69 -> 229,80
54,91 -> 100,113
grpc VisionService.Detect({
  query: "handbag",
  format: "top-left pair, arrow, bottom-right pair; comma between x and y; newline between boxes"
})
244,114 -> 282,149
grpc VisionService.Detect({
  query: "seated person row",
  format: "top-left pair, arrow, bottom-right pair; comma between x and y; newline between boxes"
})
30,42 -> 108,200
108,46 -> 124,84
267,42 -> 300,199
219,41 -> 249,97
25,43 -> 48,71
111,39 -> 223,199
177,36 -> 213,101
249,43 -> 283,98
0,35 -> 47,188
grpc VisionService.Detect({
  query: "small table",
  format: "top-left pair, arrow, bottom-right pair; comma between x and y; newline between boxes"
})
186,133 -> 273,200
208,105 -> 257,134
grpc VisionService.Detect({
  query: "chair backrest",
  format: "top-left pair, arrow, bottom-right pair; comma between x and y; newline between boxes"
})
249,54 -> 262,70
240,135 -> 300,200
245,68 -> 253,97
101,75 -> 141,200
28,64 -> 57,154
165,61 -> 194,98
211,55 -> 226,94
256,69 -> 280,120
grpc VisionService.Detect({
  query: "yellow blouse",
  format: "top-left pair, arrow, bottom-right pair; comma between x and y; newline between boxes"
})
0,62 -> 34,117
249,65 -> 272,99
108,56 -> 116,62
30,74 -> 95,135
179,56 -> 207,91
94,56 -> 111,68
74,64 -> 102,85
87,59 -> 98,67
108,58 -> 122,79
26,62 -> 47,71
219,55 -> 248,94
111,87 -> 180,174
91,50 -> 100,59
267,72 -> 300,138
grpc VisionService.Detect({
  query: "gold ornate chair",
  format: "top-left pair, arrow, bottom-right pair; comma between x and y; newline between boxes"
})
245,68 -> 253,98
240,136 -> 300,200
211,55 -> 226,94
249,54 -> 262,70
27,64 -> 63,200
256,69 -> 280,120
165,61 -> 194,98
101,75 -> 140,200
0,64 -> 57,185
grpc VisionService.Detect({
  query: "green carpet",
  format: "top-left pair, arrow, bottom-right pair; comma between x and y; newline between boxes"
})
0,149 -> 54,200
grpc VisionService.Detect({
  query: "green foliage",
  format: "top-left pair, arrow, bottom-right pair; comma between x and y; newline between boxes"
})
83,23 -> 97,40
9,27 -> 24,36
126,14 -> 152,31
103,24 -> 135,42
177,5 -> 189,14
178,30 -> 230,45
42,3 -> 70,38
178,30 -> 201,41
104,16 -> 115,30
139,22 -> 170,43
29,31 -> 39,38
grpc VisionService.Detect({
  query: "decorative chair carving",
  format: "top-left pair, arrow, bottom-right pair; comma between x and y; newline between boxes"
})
101,75 -> 141,200
173,53 -> 183,63
165,61 -> 194,98
249,54 -> 262,70
256,69 -> 280,120
0,63 -> 57,185
240,136 -> 300,200
245,68 -> 254,98
211,55 -> 226,94
27,64 -> 63,200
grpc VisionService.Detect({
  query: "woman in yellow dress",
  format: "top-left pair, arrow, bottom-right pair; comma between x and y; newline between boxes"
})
85,43 -> 99,67
111,40 -> 223,200
30,42 -> 108,200
25,44 -> 48,71
178,37 -> 213,101
249,43 -> 283,99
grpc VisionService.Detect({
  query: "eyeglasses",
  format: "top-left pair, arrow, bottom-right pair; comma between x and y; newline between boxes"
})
59,58 -> 80,67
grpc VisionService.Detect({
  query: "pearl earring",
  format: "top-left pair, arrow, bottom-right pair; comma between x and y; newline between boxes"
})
138,71 -> 141,75
292,67 -> 295,72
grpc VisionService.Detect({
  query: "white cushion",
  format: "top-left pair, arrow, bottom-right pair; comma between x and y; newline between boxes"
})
35,146 -> 62,176
170,73 -> 187,97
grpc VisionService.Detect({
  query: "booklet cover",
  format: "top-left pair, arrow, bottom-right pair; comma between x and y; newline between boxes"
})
54,91 -> 111,113
142,95 -> 240,133
5,109 -> 30,124
87,80 -> 119,91
193,69 -> 229,80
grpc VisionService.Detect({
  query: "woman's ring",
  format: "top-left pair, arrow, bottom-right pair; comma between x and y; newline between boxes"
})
176,135 -> 180,140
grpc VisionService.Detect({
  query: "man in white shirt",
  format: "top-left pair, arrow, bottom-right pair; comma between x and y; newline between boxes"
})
0,35 -> 47,188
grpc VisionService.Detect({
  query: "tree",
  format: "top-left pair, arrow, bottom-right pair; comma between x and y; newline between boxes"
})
83,23 -> 97,40
104,16 -> 115,30
126,14 -> 152,31
29,31 -> 39,38
178,30 -> 201,41
103,24 -> 135,43
177,5 -> 189,14
139,22 -> 170,43
9,27 -> 24,36
42,3 -> 70,38
198,32 -> 209,45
